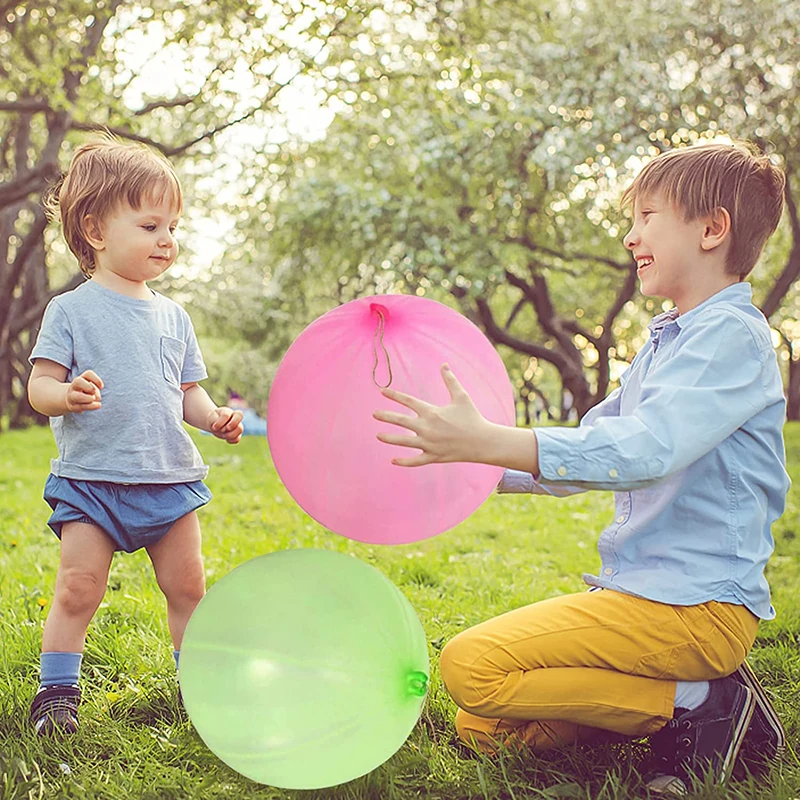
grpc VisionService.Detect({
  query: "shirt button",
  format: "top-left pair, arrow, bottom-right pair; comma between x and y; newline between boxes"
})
616,515 -> 625,524
608,468 -> 619,478
603,567 -> 613,576
557,466 -> 568,477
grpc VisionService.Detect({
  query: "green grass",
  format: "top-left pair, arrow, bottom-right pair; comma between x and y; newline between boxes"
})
1,424 -> 799,799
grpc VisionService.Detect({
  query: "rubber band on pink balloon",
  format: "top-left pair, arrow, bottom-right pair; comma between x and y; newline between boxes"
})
267,294 -> 515,545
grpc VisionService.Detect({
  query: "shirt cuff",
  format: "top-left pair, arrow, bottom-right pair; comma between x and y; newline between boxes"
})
497,469 -> 536,494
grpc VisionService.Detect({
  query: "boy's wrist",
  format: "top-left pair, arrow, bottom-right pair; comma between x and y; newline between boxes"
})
480,421 -> 539,475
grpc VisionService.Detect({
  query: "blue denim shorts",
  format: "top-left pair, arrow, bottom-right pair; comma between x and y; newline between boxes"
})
43,474 -> 212,553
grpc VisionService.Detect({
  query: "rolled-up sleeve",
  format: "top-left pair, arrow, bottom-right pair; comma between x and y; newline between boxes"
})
535,310 -> 770,491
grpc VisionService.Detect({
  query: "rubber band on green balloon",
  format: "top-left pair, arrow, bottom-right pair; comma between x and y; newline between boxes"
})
179,549 -> 430,790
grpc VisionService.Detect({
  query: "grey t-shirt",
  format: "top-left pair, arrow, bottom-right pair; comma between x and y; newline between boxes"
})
30,279 -> 209,483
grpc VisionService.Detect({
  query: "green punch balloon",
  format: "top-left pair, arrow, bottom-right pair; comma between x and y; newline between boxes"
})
179,549 -> 429,789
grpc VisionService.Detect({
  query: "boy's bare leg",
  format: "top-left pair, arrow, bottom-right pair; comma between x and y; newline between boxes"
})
42,521 -> 116,653
146,511 -> 205,651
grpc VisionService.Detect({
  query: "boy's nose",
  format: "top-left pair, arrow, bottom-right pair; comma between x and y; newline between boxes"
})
623,226 -> 638,249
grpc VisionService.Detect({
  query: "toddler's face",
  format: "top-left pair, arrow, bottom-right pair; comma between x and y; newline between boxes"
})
90,193 -> 180,284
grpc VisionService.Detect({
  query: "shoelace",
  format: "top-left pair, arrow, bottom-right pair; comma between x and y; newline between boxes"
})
652,718 -> 695,773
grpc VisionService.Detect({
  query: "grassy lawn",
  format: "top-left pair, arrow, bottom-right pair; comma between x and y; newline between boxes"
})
1,423 -> 798,799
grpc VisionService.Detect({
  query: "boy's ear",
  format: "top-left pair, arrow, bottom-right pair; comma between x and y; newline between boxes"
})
82,215 -> 105,251
700,206 -> 731,251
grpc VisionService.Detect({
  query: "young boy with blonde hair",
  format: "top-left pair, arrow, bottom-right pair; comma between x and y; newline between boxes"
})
374,141 -> 788,795
28,133 -> 244,734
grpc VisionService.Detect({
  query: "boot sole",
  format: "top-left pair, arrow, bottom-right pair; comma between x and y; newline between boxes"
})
731,660 -> 787,760
719,684 -> 755,783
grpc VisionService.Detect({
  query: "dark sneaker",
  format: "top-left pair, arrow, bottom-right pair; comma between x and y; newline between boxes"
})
30,684 -> 81,735
645,675 -> 755,796
730,660 -> 786,775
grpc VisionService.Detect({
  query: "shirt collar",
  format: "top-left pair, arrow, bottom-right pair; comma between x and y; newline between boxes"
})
647,282 -> 753,336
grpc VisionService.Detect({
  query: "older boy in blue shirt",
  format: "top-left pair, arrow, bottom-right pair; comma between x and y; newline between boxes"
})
374,142 -> 788,795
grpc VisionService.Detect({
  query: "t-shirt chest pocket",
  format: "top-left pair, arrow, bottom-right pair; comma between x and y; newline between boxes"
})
160,335 -> 186,387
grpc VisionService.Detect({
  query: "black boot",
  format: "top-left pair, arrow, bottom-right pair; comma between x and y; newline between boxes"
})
731,660 -> 787,776
645,676 -> 754,796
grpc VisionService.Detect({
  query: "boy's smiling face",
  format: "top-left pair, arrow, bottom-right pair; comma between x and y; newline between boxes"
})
623,192 -> 712,312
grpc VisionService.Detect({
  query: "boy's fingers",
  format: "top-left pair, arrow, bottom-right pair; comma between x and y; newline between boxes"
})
373,409 -> 419,430
391,453 -> 433,467
442,364 -> 468,400
381,387 -> 430,414
376,431 -> 417,448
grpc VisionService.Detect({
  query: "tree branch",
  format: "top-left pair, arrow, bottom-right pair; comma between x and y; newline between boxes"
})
505,297 -> 527,330
134,94 -> 199,116
761,172 -> 800,320
507,234 -> 631,271
601,262 -> 638,336
0,273 -> 85,362
0,206 -> 48,333
0,162 -> 60,206
0,99 -> 50,113
473,296 -> 573,372
71,43 -> 324,158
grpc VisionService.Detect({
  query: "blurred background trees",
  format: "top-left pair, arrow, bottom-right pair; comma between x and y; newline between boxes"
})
2,0 -> 798,429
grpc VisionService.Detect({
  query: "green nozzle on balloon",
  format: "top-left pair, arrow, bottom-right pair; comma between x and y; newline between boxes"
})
406,670 -> 428,697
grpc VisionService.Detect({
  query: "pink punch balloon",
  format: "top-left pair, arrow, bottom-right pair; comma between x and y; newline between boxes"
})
267,295 -> 515,544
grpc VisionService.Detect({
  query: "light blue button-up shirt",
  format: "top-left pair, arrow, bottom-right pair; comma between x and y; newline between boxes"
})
499,283 -> 790,619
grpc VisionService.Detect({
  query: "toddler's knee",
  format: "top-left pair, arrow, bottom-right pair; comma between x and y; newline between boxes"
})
161,561 -> 205,608
56,569 -> 106,618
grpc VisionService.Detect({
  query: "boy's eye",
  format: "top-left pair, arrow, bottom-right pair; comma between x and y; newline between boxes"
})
142,224 -> 156,231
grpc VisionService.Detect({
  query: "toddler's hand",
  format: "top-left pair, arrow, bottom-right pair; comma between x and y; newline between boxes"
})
65,370 -> 103,413
208,406 -> 244,444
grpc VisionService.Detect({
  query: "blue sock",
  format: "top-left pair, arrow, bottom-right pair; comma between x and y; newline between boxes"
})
40,651 -> 82,689
173,650 -> 180,671
674,680 -> 710,712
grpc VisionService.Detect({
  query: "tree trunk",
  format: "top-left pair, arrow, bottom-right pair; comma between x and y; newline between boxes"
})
787,353 -> 800,422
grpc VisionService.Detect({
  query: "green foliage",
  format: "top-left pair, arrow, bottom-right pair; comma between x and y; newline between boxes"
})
0,423 -> 798,798
211,0 -> 799,415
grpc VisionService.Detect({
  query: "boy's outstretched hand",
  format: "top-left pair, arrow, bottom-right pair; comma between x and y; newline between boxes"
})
208,406 -> 244,445
373,364 -> 494,466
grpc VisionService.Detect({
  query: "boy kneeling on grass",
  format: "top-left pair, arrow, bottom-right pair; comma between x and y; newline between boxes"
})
374,141 -> 788,796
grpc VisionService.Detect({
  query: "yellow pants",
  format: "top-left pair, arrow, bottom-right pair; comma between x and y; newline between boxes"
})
438,589 -> 758,755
